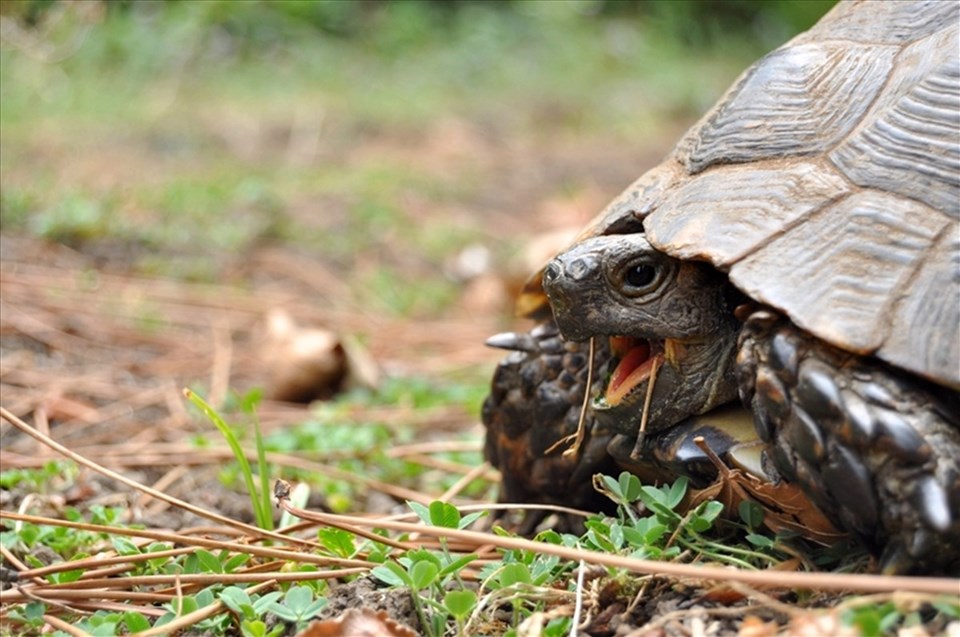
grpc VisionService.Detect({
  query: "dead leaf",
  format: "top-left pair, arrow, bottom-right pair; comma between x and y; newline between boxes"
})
687,437 -> 846,546
741,480 -> 846,546
296,608 -> 417,637
260,309 -> 379,403
701,586 -> 748,604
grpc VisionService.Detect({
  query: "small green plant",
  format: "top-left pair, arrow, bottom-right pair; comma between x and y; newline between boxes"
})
127,541 -> 178,575
219,586 -> 285,637
155,588 -> 223,631
263,375 -> 489,510
470,528 -> 577,630
483,529 -> 570,589
50,609 -> 152,636
371,500 -> 484,637
29,194 -> 119,244
220,583 -> 332,634
407,500 -> 487,533
372,548 -> 479,637
842,598 -> 960,637
592,472 -> 786,568
265,585 -> 328,630
844,602 -> 911,637
0,461 -> 77,492
185,388 -> 273,530
6,601 -> 46,632
1,505 -> 125,562
543,617 -> 574,636
443,589 -> 478,635
317,526 -> 359,559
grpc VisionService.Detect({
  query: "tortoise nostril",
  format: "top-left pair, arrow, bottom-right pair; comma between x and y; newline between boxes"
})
544,261 -> 562,283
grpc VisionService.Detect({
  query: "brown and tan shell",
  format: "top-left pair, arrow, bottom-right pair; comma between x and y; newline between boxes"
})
519,0 -> 959,391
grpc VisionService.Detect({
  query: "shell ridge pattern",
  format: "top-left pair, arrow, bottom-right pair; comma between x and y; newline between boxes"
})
818,38 -> 905,157
729,192 -> 950,366
678,41 -> 898,174
645,160 -> 850,268
828,24 -> 960,218
798,0 -> 960,45
710,187 -> 848,269
880,223 -> 960,389
880,220 -> 955,314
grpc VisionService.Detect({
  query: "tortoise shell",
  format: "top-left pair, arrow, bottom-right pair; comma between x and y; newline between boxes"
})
518,0 -> 960,391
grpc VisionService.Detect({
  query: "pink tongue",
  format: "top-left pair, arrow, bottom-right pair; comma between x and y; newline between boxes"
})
606,342 -> 651,404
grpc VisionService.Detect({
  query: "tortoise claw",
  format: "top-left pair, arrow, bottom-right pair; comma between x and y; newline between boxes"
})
485,331 -> 539,353
482,322 -> 618,527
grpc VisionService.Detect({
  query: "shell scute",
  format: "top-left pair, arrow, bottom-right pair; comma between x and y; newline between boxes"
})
645,160 -> 849,268
882,228 -> 960,389
728,192 -> 949,359
830,26 -> 960,218
678,42 -> 898,174
799,0 -> 960,45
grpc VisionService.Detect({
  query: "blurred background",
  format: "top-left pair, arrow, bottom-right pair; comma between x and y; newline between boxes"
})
0,0 -> 834,510
1,0 -> 835,295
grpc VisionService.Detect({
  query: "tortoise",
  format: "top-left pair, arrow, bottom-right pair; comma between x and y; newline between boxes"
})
482,0 -> 960,574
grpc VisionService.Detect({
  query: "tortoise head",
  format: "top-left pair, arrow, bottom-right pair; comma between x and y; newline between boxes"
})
543,233 -> 740,436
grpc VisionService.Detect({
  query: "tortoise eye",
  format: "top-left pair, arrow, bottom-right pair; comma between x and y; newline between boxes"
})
624,263 -> 656,289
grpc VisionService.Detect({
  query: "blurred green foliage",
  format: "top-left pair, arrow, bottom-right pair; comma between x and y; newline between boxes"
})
4,1 -> 836,45
1,0 -> 836,132
0,0 -> 834,313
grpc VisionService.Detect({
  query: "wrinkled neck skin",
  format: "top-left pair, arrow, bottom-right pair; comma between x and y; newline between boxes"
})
543,233 -> 741,437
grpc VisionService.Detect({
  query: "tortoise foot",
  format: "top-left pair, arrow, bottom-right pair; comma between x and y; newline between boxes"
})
738,310 -> 960,574
482,322 -> 618,531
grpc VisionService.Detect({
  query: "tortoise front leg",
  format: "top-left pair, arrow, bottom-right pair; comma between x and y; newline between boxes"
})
482,322 -> 619,534
737,309 -> 960,574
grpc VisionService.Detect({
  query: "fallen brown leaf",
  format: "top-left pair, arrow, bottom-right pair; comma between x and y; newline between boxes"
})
687,437 -> 846,546
296,608 -> 417,637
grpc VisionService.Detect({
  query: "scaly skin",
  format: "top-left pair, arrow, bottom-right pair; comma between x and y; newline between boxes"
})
738,310 -> 960,574
482,322 -> 618,534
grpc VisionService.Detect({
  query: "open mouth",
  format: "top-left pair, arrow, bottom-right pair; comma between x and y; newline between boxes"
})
604,336 -> 666,406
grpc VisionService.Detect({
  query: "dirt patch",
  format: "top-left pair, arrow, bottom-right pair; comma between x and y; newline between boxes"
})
318,575 -> 420,634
